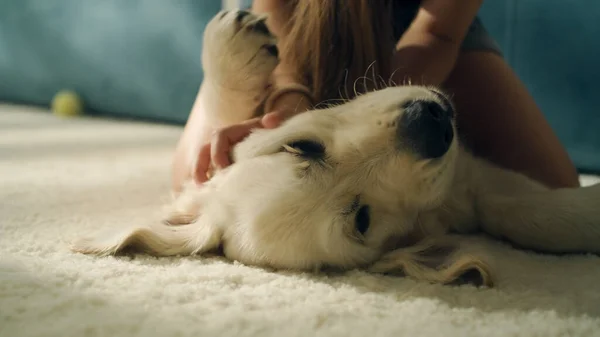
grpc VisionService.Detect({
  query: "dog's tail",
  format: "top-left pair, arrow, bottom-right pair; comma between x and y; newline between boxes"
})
70,220 -> 222,257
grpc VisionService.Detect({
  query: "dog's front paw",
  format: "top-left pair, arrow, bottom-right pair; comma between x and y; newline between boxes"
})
202,9 -> 279,85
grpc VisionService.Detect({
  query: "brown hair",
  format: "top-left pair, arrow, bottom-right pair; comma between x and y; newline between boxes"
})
278,0 -> 395,105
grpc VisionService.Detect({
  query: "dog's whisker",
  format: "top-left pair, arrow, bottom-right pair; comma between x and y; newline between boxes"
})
388,67 -> 401,87
352,77 -> 360,99
316,98 -> 349,108
362,60 -> 377,92
377,75 -> 388,90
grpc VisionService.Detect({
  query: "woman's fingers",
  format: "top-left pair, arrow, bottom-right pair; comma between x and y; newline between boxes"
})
210,117 -> 263,168
194,117 -> 265,183
194,142 -> 212,183
261,111 -> 284,129
261,109 -> 299,128
194,111 -> 299,184
210,130 -> 234,169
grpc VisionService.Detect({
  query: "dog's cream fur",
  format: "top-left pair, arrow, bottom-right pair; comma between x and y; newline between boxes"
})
72,10 -> 600,287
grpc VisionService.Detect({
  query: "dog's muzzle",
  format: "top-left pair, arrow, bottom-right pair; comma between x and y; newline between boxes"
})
397,99 -> 454,159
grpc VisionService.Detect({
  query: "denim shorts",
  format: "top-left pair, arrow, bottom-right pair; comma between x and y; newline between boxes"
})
391,1 -> 503,56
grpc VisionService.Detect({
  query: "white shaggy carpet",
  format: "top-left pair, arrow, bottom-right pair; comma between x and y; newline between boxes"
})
2,103 -> 600,337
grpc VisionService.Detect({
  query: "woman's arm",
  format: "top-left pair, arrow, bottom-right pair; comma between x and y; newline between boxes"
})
390,0 -> 484,86
393,0 -> 579,188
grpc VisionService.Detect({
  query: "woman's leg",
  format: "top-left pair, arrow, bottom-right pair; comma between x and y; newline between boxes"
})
443,51 -> 580,188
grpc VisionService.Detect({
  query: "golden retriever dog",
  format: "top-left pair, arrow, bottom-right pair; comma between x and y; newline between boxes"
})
72,10 -> 600,287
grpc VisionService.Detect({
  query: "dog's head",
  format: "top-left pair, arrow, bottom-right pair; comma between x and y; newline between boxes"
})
202,9 -> 279,88
216,86 -> 460,268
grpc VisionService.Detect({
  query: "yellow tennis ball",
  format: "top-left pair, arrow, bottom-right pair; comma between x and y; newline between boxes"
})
51,90 -> 84,117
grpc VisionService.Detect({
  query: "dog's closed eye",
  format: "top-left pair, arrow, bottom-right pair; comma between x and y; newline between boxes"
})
282,140 -> 326,160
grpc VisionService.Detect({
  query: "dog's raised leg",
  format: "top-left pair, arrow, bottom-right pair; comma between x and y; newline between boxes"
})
470,157 -> 600,254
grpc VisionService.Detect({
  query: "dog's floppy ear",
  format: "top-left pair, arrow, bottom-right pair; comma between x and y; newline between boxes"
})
368,235 -> 495,287
71,179 -> 224,257
71,190 -> 221,258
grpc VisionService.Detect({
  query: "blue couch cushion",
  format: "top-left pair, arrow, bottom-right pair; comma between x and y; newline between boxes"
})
0,0 -> 221,123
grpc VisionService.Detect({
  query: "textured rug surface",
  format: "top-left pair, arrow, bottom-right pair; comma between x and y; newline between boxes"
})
2,103 -> 600,337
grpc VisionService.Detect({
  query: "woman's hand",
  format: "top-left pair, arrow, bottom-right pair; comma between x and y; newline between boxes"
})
194,91 -> 312,184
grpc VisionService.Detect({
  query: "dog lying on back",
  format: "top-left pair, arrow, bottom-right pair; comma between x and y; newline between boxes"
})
72,10 -> 600,287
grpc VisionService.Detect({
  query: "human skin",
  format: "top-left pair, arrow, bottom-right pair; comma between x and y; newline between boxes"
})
172,0 -> 580,192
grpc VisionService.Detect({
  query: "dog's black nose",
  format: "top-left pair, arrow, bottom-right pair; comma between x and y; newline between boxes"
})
396,100 -> 454,159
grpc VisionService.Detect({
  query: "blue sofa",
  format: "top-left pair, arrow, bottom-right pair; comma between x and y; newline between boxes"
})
0,0 -> 221,123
